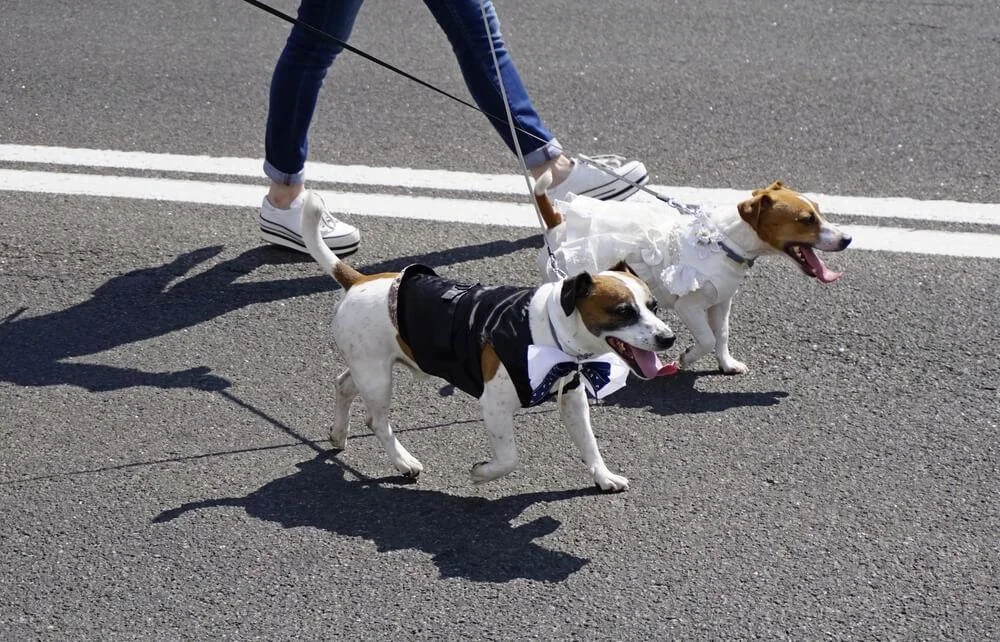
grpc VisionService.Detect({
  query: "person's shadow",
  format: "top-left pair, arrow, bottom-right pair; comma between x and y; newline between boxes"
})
153,450 -> 593,583
0,237 -> 538,392
603,370 -> 789,416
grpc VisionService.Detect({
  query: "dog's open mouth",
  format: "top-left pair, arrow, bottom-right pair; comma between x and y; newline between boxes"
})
785,243 -> 842,283
606,337 -> 664,380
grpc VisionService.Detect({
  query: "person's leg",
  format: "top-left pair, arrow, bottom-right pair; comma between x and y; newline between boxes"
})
264,0 -> 366,208
260,0 -> 364,254
422,0 -> 559,172
423,0 -> 648,200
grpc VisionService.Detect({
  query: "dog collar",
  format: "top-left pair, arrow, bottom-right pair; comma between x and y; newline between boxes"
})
547,315 -> 567,353
545,288 -> 597,359
690,214 -> 756,269
719,239 -> 756,268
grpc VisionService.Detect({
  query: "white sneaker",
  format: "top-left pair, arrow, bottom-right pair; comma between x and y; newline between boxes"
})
547,154 -> 648,202
259,192 -> 360,255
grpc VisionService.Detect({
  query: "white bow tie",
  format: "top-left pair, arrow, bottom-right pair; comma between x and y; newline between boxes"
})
526,344 -> 630,404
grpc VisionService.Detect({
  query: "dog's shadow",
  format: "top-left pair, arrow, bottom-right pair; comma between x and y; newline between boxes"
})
605,370 -> 789,415
0,237 -> 538,392
153,450 -> 594,583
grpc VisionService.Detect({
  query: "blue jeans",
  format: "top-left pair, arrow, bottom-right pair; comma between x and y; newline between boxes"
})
264,0 -> 561,185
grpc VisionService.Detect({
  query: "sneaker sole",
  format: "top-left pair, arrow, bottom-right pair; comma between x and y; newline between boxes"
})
259,225 -> 360,257
577,167 -> 649,201
594,175 -> 648,201
548,163 -> 650,202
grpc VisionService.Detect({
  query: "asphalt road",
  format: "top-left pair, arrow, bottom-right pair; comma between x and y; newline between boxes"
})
2,1 -> 999,639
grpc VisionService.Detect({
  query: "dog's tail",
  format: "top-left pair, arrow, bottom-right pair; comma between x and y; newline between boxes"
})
533,170 -> 563,229
301,191 -> 364,290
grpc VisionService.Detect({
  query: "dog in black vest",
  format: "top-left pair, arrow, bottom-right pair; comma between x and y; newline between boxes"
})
300,192 -> 675,491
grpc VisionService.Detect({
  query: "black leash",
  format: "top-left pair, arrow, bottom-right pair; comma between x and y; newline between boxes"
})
240,0 -> 550,148
238,0 -> 701,213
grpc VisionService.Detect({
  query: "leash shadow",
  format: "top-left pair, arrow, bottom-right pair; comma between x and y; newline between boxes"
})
0,236 -> 540,392
604,370 -> 789,415
153,450 -> 592,583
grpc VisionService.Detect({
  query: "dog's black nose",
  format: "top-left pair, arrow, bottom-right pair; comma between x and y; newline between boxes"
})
840,234 -> 852,249
656,333 -> 675,350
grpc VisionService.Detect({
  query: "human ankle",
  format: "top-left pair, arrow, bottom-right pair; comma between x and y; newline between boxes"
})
267,183 -> 305,209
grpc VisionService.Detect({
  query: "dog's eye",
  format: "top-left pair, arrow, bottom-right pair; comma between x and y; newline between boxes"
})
800,212 -> 817,225
646,300 -> 659,314
613,303 -> 639,321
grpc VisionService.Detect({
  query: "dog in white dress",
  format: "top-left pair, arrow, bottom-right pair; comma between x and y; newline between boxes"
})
534,176 -> 852,374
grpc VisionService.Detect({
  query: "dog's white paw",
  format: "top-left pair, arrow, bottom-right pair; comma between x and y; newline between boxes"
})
594,471 -> 630,493
470,459 -> 516,484
329,424 -> 348,450
470,461 -> 493,484
392,450 -> 424,479
719,358 -> 749,375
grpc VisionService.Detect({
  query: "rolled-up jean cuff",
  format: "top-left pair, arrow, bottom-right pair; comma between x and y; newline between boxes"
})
263,160 -> 305,186
523,138 -> 563,170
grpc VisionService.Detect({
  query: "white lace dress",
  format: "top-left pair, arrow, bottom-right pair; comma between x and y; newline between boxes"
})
539,195 -> 749,306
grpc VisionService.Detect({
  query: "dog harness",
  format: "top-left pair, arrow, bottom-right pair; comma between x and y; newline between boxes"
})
390,264 -> 574,408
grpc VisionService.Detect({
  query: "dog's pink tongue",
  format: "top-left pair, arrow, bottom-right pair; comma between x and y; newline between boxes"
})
630,346 -> 665,380
800,246 -> 843,283
657,361 -> 679,376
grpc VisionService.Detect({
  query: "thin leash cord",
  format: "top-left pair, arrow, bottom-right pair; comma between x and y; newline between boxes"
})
577,154 -> 703,217
238,0 -> 701,216
477,0 -> 541,220
477,0 -> 562,272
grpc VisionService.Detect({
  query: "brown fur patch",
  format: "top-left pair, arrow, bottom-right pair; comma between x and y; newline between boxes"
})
535,191 -> 563,229
575,274 -> 636,334
396,335 -> 416,362
333,263 -> 396,291
738,182 -> 827,251
332,262 -> 362,289
481,343 -> 502,382
356,272 -> 398,284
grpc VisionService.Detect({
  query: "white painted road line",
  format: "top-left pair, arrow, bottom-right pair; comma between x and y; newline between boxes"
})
0,169 -> 535,228
0,144 -> 528,196
2,168 -> 1000,260
842,226 -> 1000,259
2,144 -> 999,226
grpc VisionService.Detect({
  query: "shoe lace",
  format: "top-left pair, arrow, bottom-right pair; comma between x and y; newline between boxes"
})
312,192 -> 343,230
320,210 -> 342,230
586,154 -> 627,168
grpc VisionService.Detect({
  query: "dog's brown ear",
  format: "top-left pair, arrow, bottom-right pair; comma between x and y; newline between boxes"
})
608,260 -> 638,278
751,180 -> 785,196
560,271 -> 594,317
738,192 -> 773,228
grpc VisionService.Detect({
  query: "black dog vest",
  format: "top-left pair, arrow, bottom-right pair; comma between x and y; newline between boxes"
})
391,264 -> 569,407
